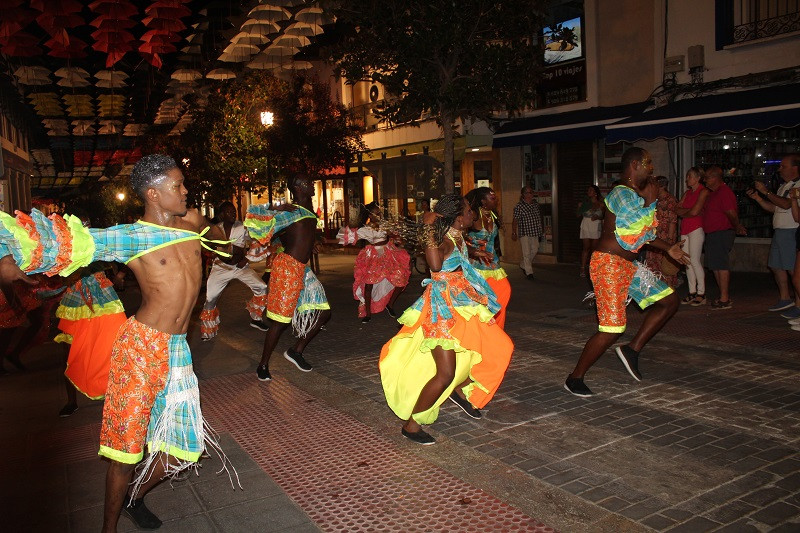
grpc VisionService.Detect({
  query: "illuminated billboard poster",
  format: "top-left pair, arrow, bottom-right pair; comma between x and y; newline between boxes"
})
543,17 -> 583,64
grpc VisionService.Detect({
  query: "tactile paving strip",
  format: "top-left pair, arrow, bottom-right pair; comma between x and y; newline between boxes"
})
202,374 -> 556,532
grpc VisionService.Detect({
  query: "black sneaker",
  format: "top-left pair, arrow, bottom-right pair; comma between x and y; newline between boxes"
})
448,392 -> 482,419
386,306 -> 397,318
564,377 -> 593,397
401,428 -> 436,445
58,403 -> 78,417
284,348 -> 312,372
250,319 -> 269,331
361,316 -> 371,324
615,345 -> 642,381
256,365 -> 271,382
123,496 -> 162,530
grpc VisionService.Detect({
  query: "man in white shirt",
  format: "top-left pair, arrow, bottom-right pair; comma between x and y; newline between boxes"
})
199,202 -> 269,340
747,154 -> 800,318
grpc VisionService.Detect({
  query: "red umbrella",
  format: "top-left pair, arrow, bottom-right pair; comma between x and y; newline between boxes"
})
141,16 -> 186,32
90,15 -> 137,30
140,52 -> 163,69
91,27 -> 136,42
138,41 -> 175,54
30,0 -> 83,13
140,30 -> 181,44
144,5 -> 191,19
1,39 -> 41,56
88,0 -> 138,19
73,151 -> 93,167
46,36 -> 88,58
0,7 -> 36,41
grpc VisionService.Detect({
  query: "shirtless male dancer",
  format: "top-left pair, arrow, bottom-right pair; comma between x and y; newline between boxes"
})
565,147 -> 690,397
0,154 -> 228,532
245,172 -> 332,381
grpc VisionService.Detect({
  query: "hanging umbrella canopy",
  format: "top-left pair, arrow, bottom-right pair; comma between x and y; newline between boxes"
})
294,6 -> 334,25
14,65 -> 51,85
262,43 -> 299,57
95,77 -> 128,89
231,32 -> 270,45
248,4 -> 291,23
171,68 -> 202,82
1,31 -> 41,56
46,36 -> 88,58
272,34 -> 310,48
284,22 -> 323,37
206,68 -> 236,80
94,70 -> 128,81
55,66 -> 91,79
240,19 -> 280,35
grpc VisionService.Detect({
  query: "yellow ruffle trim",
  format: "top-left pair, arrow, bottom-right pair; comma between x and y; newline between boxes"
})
56,301 -> 125,321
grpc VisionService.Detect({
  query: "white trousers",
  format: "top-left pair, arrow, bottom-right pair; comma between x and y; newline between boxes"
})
681,227 -> 705,295
203,262 -> 267,310
519,235 -> 540,275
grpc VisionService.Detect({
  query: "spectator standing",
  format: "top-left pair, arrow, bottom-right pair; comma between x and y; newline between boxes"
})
511,185 -> 544,280
578,185 -> 604,277
746,154 -> 800,318
645,176 -> 679,287
702,166 -> 746,309
676,167 -> 710,306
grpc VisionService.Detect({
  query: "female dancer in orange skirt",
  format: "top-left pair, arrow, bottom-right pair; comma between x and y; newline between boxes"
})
55,263 -> 126,416
465,187 -> 511,328
379,194 -> 513,445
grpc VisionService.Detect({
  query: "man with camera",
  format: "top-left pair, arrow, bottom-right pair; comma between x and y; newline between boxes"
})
747,154 -> 800,319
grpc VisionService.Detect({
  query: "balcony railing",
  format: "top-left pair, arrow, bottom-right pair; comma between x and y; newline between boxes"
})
731,0 -> 800,43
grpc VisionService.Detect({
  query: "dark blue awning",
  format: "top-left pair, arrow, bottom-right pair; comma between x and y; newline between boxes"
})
605,83 -> 800,143
492,103 -> 647,148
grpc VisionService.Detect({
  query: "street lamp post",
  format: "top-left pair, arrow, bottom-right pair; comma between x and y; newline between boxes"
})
260,110 -> 274,204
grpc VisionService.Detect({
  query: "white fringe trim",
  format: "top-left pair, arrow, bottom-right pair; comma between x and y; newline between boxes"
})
128,371 -> 241,501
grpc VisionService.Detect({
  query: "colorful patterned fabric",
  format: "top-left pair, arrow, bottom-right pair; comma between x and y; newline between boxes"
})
605,185 -> 658,252
379,236 -> 513,425
399,235 -> 500,325
353,241 -> 410,317
55,269 -> 124,321
266,252 -> 329,326
56,267 -> 126,399
590,251 -> 673,333
99,317 -> 204,466
0,209 -> 230,277
244,204 -> 317,246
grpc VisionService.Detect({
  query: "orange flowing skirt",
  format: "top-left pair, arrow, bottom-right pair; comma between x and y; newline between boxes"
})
379,299 -> 513,425
486,277 -> 511,329
60,312 -> 127,399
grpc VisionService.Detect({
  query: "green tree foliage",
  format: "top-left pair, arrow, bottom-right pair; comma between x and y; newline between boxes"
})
323,0 -> 545,192
177,71 -> 363,212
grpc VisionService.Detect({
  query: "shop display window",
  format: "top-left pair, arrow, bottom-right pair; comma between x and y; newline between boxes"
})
524,144 -> 553,254
695,128 -> 799,238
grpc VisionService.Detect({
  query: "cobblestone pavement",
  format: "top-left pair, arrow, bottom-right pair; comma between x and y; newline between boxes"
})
264,255 -> 800,532
1,253 -> 798,532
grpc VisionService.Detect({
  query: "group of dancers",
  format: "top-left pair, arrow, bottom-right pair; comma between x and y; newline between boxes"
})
0,146 -> 686,531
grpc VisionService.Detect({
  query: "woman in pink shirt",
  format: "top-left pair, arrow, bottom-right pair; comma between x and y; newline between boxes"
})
676,167 -> 710,306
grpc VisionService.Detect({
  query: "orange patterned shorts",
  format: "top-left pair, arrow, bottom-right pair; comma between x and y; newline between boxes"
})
266,253 -> 306,323
99,317 -> 170,464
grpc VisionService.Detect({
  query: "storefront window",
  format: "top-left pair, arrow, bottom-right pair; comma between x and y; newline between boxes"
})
695,127 -> 799,238
525,144 -> 553,254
